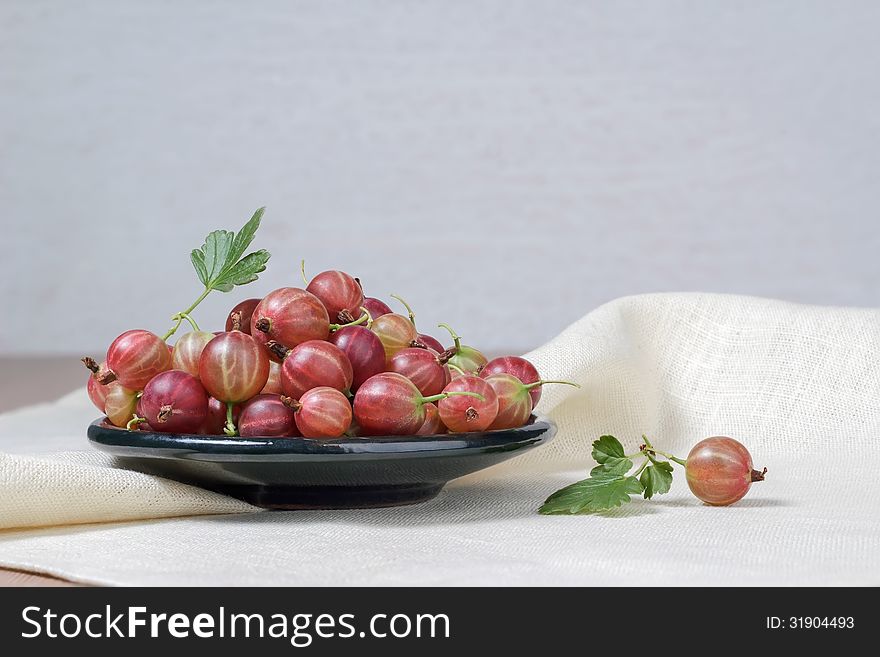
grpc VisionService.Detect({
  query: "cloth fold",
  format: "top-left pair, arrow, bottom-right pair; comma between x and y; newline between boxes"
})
1,293 -> 878,585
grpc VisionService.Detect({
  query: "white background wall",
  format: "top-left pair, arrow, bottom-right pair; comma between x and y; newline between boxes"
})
2,0 -> 879,355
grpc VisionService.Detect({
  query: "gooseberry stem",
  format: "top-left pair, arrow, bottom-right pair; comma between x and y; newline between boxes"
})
656,451 -> 688,467
329,311 -> 370,332
126,415 -> 146,430
279,396 -> 303,411
300,259 -> 308,286
81,356 -> 100,374
437,323 -> 462,351
627,435 -> 688,466
224,402 -> 237,437
390,294 -> 417,327
632,459 -> 650,478
447,363 -> 466,376
177,312 -> 200,331
361,306 -> 374,329
162,288 -> 211,341
523,379 -> 581,390
421,390 -> 485,404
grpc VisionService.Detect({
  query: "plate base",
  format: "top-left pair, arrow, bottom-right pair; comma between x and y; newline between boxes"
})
215,482 -> 445,510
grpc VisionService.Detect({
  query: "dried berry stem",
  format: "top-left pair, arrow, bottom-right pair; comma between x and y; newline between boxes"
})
279,395 -> 303,412
266,340 -> 291,360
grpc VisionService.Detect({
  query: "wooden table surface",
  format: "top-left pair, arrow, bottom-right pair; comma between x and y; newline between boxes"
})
0,356 -> 91,587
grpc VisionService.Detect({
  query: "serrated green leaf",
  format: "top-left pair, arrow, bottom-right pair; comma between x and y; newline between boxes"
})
539,474 -> 644,515
190,249 -> 208,286
592,435 -> 626,464
200,229 -> 234,283
188,208 -> 271,294
640,461 -> 673,499
212,249 -> 271,291
590,456 -> 633,477
225,206 -> 265,269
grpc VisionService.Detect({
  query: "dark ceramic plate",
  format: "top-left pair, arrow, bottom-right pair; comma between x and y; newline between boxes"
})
87,416 -> 556,509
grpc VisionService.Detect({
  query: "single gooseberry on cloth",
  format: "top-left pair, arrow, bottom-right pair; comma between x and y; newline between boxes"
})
685,437 -> 767,506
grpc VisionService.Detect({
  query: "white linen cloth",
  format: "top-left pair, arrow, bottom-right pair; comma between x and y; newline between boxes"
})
0,293 -> 878,585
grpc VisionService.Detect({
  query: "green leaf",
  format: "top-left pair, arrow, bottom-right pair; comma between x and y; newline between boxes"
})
539,474 -> 644,515
225,206 -> 265,269
212,249 -> 271,291
190,249 -> 208,286
189,208 -> 271,293
640,461 -> 673,499
201,229 -> 235,283
590,457 -> 633,477
592,435 -> 626,463
590,435 -> 633,476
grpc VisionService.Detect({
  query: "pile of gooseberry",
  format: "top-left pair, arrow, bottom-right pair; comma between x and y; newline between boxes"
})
84,261 -> 572,440
83,211 -> 766,511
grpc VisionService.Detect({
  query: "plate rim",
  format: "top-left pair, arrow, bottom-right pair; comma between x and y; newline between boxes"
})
87,415 -> 556,459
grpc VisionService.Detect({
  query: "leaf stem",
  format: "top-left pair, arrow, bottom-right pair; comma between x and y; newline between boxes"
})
179,312 -> 200,332
632,459 -> 650,478
162,317 -> 185,342
162,287 -> 212,341
641,434 -> 687,466
654,450 -> 688,467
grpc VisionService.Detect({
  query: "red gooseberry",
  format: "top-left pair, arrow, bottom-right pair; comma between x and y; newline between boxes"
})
686,437 -> 767,506
139,370 -> 209,434
437,375 -> 499,432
